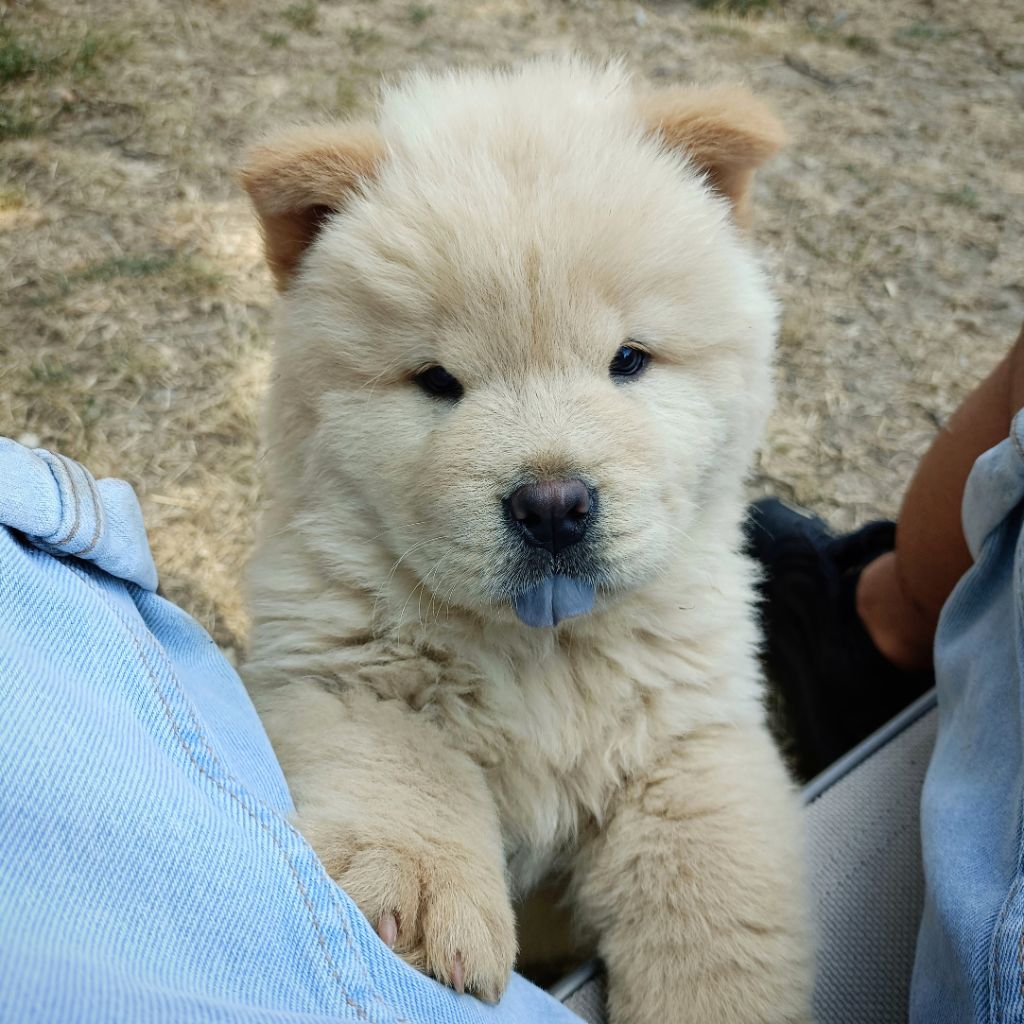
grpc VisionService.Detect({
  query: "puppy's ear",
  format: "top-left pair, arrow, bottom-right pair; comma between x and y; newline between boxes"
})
639,85 -> 784,227
239,124 -> 385,290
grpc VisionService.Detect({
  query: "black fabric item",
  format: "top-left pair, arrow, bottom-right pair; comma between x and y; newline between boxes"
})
745,497 -> 933,779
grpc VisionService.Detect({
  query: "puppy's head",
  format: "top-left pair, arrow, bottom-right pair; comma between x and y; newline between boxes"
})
241,61 -> 782,630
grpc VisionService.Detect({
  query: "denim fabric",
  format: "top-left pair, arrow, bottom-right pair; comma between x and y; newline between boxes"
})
912,410 -> 1024,1024
0,439 -> 580,1024
0,439 -> 157,591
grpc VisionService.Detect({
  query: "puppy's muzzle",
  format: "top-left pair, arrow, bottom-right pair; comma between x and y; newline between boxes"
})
503,478 -> 597,628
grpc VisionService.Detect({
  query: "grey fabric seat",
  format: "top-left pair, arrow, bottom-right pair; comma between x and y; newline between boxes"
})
551,691 -> 939,1024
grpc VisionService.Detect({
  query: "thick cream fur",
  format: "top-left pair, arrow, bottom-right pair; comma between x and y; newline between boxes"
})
242,59 -> 810,1022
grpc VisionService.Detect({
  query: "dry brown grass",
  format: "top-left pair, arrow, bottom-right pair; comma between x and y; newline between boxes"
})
2,0 -> 1022,654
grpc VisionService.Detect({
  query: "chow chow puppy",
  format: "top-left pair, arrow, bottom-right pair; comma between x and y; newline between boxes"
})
240,58 -> 810,1024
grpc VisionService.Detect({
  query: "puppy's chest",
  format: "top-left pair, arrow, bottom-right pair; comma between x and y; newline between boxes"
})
376,637 -> 662,885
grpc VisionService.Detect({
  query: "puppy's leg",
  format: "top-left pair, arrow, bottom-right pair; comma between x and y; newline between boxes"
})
259,680 -> 516,1002
572,723 -> 811,1024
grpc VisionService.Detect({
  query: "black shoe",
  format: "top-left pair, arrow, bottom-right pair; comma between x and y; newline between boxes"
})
745,497 -> 933,780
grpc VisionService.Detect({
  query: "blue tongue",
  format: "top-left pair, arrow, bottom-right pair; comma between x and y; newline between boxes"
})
513,575 -> 596,628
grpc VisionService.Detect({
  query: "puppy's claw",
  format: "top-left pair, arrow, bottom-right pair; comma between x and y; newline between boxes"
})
479,979 -> 504,1005
377,912 -> 398,949
451,952 -> 465,994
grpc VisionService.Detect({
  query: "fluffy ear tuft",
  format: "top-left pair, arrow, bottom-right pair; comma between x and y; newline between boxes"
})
238,124 -> 385,290
639,84 -> 784,227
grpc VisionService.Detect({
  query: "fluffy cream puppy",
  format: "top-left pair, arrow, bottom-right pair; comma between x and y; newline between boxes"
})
240,58 -> 810,1024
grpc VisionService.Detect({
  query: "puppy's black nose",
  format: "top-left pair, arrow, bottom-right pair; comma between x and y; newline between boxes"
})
506,479 -> 592,554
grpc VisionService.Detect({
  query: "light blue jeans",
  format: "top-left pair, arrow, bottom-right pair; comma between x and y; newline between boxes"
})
0,437 -> 580,1024
912,410 -> 1024,1023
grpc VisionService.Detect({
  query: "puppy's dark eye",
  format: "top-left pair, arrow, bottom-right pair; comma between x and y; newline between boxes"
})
609,343 -> 650,381
413,364 -> 464,401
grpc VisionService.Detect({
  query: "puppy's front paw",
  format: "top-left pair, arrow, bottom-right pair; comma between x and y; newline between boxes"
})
304,824 -> 516,1002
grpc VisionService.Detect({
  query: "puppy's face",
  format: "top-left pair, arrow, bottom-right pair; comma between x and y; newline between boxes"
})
243,64 -> 782,628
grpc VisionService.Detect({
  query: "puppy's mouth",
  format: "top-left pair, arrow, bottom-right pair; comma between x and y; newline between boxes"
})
504,545 -> 605,628
498,476 -> 604,627
512,574 -> 596,628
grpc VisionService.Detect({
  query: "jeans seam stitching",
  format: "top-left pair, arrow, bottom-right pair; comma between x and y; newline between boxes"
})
50,454 -> 82,547
73,461 -> 105,556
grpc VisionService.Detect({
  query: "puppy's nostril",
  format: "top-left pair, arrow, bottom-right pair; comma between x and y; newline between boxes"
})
567,497 -> 589,520
506,479 -> 593,554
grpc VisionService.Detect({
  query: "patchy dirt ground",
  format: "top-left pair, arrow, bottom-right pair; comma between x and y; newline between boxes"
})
2,0 -> 1022,655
